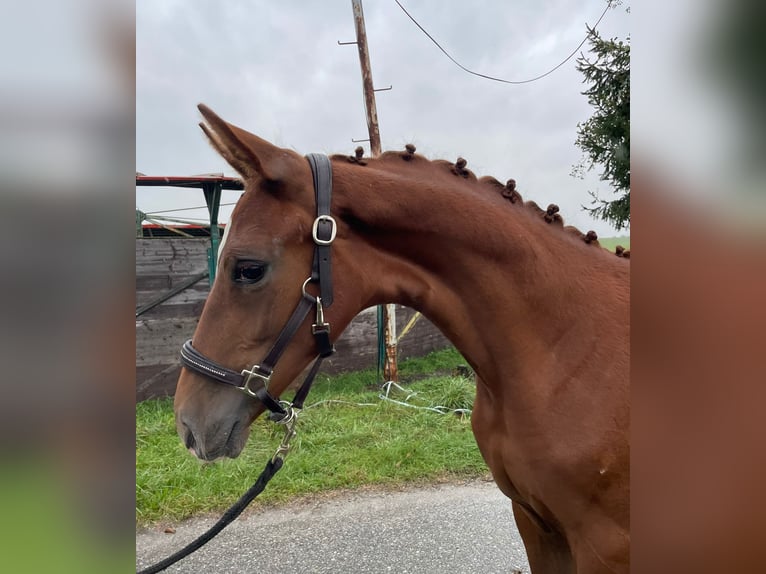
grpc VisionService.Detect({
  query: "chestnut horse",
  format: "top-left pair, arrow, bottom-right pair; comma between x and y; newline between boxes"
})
174,105 -> 630,573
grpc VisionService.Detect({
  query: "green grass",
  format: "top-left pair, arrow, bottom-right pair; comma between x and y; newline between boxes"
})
136,347 -> 489,526
599,235 -> 630,252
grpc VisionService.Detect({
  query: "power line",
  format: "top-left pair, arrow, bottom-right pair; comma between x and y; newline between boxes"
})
393,0 -> 613,85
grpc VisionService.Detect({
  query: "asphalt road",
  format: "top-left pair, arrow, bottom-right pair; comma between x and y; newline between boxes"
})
136,479 -> 531,574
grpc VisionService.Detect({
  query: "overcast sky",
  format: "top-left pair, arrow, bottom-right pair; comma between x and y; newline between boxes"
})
137,0 -> 630,236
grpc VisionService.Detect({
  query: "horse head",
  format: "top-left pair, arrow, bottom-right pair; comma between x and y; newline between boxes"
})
174,105 -> 365,461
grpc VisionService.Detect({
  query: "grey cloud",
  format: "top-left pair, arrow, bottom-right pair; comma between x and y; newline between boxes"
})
137,0 -> 629,235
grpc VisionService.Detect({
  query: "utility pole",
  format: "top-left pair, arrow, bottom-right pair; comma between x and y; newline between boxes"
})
351,0 -> 381,156
344,0 -> 398,383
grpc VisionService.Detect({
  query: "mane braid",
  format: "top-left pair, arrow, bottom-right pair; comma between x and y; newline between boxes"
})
330,148 -> 626,255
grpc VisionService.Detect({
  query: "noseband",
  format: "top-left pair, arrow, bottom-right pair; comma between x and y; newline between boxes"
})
179,153 -> 337,420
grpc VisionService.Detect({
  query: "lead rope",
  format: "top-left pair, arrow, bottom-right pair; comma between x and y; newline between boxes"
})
137,406 -> 298,574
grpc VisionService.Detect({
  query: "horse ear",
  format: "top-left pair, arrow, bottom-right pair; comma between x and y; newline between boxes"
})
197,103 -> 296,183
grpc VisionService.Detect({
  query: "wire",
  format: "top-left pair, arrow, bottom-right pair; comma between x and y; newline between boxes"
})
142,202 -> 238,215
393,0 -> 613,85
142,214 -> 215,225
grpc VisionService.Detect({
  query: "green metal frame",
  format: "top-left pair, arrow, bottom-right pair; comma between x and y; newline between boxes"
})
202,182 -> 223,285
137,175 -> 244,287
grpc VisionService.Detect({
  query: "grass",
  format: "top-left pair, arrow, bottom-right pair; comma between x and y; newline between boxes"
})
136,347 -> 489,526
599,235 -> 630,252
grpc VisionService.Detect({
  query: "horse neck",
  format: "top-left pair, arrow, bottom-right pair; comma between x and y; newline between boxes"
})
333,159 -> 624,389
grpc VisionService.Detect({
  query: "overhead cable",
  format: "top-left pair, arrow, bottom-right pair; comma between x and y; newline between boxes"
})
393,0 -> 613,85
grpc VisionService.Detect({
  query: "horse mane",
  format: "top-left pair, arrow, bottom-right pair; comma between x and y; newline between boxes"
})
331,146 -> 630,259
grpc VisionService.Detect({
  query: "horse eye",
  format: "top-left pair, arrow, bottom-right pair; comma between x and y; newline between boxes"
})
232,261 -> 268,284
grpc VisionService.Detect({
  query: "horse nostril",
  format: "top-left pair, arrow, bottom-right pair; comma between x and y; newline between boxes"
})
182,423 -> 196,450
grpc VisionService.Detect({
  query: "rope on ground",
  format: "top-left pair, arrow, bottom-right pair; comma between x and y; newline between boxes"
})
379,380 -> 472,416
301,382 -> 472,417
303,399 -> 379,410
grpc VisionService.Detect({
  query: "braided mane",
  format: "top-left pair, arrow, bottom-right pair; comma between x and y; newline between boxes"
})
331,146 -> 630,259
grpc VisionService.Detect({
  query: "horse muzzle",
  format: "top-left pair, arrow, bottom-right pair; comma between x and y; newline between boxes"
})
174,369 -> 257,461
177,412 -> 250,461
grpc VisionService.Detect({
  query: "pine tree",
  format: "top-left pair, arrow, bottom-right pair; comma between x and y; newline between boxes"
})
572,18 -> 630,230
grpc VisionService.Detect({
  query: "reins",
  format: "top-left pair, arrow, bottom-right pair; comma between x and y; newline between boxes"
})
138,153 -> 336,574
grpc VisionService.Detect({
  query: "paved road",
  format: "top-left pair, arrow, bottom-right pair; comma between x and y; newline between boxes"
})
137,479 -> 530,573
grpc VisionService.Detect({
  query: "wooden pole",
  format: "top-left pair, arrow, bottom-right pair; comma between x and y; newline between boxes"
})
351,0 -> 381,156
350,0 -> 397,382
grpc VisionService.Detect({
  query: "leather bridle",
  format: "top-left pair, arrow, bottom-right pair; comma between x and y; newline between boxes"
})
179,153 -> 337,420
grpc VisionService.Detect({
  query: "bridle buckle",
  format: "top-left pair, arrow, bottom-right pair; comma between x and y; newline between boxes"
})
240,366 -> 272,397
312,214 -> 337,245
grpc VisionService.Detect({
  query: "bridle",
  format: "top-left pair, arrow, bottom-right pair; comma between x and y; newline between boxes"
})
179,153 -> 337,422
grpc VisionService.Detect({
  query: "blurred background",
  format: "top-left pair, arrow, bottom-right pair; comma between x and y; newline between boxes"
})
632,1 -> 766,572
0,0 -> 134,572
